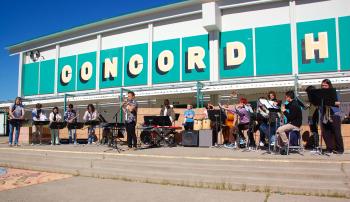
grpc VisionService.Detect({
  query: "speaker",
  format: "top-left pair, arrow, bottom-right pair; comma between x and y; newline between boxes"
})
182,130 -> 198,147
199,129 -> 212,147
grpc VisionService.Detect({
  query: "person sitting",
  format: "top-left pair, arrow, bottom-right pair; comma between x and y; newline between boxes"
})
183,104 -> 195,130
160,99 -> 175,124
276,91 -> 302,154
49,107 -> 62,145
31,103 -> 47,145
83,104 -> 98,144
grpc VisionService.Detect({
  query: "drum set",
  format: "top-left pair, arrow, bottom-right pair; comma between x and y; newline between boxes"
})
139,116 -> 182,147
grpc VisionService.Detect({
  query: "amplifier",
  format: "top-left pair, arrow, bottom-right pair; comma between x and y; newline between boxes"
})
199,129 -> 212,147
182,130 -> 199,147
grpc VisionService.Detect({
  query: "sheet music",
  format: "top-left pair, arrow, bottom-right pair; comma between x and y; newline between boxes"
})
259,99 -> 279,109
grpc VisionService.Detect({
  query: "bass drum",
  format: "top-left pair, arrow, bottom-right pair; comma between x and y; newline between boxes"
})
140,130 -> 158,146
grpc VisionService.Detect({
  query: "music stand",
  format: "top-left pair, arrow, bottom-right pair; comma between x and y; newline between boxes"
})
49,122 -> 67,145
309,88 -> 337,156
208,109 -> 225,147
85,120 -> 100,144
33,120 -> 50,145
67,122 -> 84,144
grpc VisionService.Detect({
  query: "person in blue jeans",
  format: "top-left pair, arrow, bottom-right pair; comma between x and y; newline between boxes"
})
183,105 -> 195,130
8,97 -> 25,147
83,104 -> 98,144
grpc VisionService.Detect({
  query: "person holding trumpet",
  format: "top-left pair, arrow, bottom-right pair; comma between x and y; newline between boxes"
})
123,91 -> 138,149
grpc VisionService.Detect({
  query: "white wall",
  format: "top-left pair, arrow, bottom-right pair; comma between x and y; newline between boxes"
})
60,36 -> 97,57
221,2 -> 290,31
153,15 -> 207,41
101,26 -> 149,50
24,46 -> 56,64
296,0 -> 350,22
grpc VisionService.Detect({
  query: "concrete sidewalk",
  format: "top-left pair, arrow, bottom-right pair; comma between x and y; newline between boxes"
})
0,143 -> 349,199
1,176 -> 349,202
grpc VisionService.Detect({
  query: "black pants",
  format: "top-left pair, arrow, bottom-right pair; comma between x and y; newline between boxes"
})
126,122 -> 137,148
238,123 -> 255,147
322,115 -> 344,153
184,122 -> 194,130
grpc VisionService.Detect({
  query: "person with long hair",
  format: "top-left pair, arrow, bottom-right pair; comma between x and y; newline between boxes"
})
320,79 -> 344,154
8,97 -> 25,147
83,104 -> 98,144
305,86 -> 319,149
49,107 -> 62,145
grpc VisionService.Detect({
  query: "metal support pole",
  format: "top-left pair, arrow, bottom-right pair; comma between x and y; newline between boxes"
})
294,74 -> 299,97
64,93 -> 74,112
196,81 -> 204,108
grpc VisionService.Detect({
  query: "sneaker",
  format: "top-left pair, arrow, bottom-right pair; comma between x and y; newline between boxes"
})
259,141 -> 264,147
270,141 -> 275,146
8,143 -> 12,147
31,143 -> 34,146
239,139 -> 245,145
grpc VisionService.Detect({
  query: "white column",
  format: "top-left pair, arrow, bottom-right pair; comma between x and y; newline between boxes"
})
289,0 -> 298,75
209,31 -> 219,82
335,17 -> 341,71
54,44 -> 60,95
96,34 -> 102,91
17,52 -> 23,97
148,23 -> 153,87
252,28 -> 257,76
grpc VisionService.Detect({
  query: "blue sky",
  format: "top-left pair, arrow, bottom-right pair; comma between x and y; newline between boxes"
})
0,0 -> 183,101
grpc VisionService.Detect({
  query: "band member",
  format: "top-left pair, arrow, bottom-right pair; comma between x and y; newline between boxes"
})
223,104 -> 237,149
256,98 -> 270,147
183,104 -> 195,130
267,91 -> 281,146
276,91 -> 302,152
49,107 -> 62,145
124,91 -> 138,149
320,79 -> 344,154
203,102 -> 214,119
64,104 -> 78,144
83,104 -> 98,145
31,103 -> 47,145
222,98 -> 254,147
160,99 -> 175,123
8,97 -> 25,147
305,86 -> 319,149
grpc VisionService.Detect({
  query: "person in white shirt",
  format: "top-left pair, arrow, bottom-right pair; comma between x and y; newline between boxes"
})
49,107 -> 62,145
83,104 -> 98,144
159,99 -> 175,124
31,103 -> 47,145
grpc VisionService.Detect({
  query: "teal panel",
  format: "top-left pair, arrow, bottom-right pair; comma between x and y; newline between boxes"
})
22,62 -> 39,96
152,38 -> 180,84
100,47 -> 123,89
182,34 -> 210,81
297,18 -> 338,73
124,43 -> 148,86
58,55 -> 76,93
39,59 -> 55,94
339,16 -> 350,70
220,29 -> 254,78
256,24 -> 293,76
77,52 -> 96,91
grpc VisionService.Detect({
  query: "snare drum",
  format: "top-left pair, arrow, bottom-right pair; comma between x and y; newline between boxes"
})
193,119 -> 203,130
202,119 -> 211,129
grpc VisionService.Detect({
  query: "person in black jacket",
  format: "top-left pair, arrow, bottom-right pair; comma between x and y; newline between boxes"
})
276,91 -> 302,148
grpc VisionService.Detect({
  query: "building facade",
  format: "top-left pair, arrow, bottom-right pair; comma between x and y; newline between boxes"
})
2,0 -> 350,116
